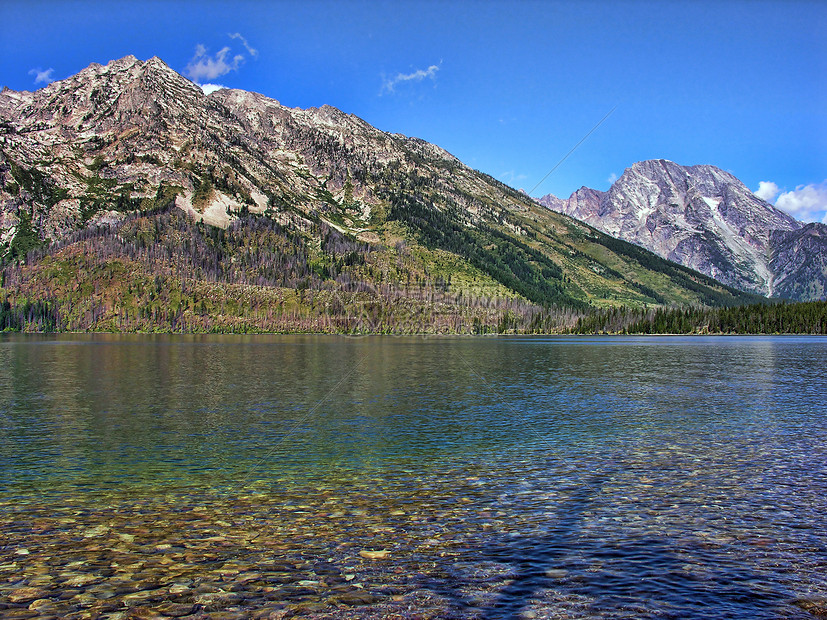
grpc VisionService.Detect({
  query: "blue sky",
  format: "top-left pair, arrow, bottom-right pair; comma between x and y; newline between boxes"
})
2,0 -> 825,221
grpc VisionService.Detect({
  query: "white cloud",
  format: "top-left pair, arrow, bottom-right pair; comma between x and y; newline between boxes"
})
28,67 -> 54,85
755,181 -> 780,203
607,172 -> 618,185
775,181 -> 827,223
381,63 -> 440,95
228,33 -> 258,58
199,83 -> 226,95
185,44 -> 244,83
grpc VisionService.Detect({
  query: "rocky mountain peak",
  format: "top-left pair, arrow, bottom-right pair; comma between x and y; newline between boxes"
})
538,159 -> 824,299
611,159 -> 800,234
0,55 -> 203,137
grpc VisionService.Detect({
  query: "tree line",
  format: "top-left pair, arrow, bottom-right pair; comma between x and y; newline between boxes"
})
572,301 -> 827,335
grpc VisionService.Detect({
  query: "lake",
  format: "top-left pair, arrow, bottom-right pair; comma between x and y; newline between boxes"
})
1,334 -> 825,619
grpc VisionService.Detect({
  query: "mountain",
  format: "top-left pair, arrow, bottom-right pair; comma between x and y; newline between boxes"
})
0,57 -> 759,333
539,160 -> 827,301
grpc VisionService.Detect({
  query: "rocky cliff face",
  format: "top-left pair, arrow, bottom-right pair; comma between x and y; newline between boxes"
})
540,160 -> 827,300
769,224 -> 827,301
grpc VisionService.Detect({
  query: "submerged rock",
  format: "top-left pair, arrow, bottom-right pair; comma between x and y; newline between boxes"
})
358,549 -> 390,560
794,596 -> 827,617
335,590 -> 382,605
8,587 -> 49,603
153,602 -> 195,617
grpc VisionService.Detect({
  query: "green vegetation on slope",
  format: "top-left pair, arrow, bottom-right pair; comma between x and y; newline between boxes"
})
0,206 -> 573,334
386,191 -> 575,309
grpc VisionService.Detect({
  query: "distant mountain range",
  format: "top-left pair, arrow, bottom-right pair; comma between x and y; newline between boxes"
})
0,56 -> 782,332
539,160 -> 827,301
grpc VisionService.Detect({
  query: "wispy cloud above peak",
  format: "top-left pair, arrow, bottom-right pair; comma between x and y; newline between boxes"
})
185,45 -> 244,83
229,33 -> 258,59
185,33 -> 258,84
380,62 -> 441,95
28,67 -> 54,85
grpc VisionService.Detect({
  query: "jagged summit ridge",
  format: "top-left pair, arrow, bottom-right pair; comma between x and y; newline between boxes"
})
0,55 -> 480,238
539,159 -> 826,300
